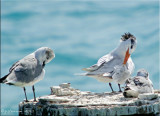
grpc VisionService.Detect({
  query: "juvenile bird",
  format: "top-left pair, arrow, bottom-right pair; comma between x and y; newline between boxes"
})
123,69 -> 154,98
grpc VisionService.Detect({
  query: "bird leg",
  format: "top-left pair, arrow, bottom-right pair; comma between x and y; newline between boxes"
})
109,83 -> 114,93
118,84 -> 122,92
32,85 -> 37,102
23,87 -> 29,102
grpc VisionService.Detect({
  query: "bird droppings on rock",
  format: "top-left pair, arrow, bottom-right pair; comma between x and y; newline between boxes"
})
138,93 -> 158,100
19,83 -> 160,116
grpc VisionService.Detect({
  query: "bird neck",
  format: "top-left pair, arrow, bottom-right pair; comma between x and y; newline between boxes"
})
34,52 -> 44,65
113,43 -> 128,58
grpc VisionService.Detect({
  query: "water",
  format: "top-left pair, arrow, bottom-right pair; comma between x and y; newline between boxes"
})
1,1 -> 159,115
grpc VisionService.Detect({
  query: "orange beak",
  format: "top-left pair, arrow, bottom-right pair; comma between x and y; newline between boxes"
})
123,48 -> 130,65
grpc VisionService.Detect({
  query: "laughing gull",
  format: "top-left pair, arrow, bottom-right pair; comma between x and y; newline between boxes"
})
0,47 -> 55,102
123,69 -> 154,98
78,33 -> 137,92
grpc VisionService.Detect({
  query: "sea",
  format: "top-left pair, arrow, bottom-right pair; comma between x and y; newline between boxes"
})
1,1 -> 159,115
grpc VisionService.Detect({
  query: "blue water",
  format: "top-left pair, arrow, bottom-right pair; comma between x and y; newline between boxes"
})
1,1 -> 159,115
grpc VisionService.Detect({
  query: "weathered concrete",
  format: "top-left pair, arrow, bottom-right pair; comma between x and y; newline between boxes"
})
19,83 -> 160,116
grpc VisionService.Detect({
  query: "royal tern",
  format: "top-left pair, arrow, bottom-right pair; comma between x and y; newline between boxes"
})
80,33 -> 137,92
123,69 -> 154,98
0,47 -> 55,102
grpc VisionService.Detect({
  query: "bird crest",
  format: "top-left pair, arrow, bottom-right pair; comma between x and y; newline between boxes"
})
121,32 -> 136,41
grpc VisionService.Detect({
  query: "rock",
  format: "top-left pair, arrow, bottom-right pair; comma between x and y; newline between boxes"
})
50,84 -> 81,96
138,93 -> 158,100
38,95 -> 75,104
154,90 -> 160,94
50,86 -> 61,95
19,83 -> 160,116
59,83 -> 70,88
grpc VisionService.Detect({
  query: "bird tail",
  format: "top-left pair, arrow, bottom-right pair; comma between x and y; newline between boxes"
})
74,73 -> 87,76
0,74 -> 8,83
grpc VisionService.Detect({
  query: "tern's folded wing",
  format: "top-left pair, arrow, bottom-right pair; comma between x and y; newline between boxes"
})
82,64 -> 100,72
97,54 -> 113,66
82,54 -> 114,72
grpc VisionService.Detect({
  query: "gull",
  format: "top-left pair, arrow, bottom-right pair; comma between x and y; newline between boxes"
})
123,69 -> 154,98
79,33 -> 137,92
0,47 -> 55,102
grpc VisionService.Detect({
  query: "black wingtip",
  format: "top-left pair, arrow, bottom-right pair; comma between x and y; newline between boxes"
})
0,74 -> 9,83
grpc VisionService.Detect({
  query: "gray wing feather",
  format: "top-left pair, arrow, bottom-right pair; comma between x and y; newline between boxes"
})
82,54 -> 114,72
7,55 -> 43,83
97,54 -> 113,66
9,61 -> 20,72
82,64 -> 100,72
85,55 -> 123,77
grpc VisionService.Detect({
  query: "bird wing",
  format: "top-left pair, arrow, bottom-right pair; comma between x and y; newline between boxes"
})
134,77 -> 154,93
9,53 -> 35,72
6,54 -> 43,84
82,54 -> 114,72
14,56 -> 38,74
84,55 -> 123,79
97,54 -> 113,66
9,61 -> 20,72
133,77 -> 148,86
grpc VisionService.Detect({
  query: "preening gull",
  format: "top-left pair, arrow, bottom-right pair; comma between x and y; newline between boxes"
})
78,33 -> 137,92
123,69 -> 154,98
0,47 -> 55,102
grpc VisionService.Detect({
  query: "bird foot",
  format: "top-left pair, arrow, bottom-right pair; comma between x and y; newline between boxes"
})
119,90 -> 122,92
111,91 -> 116,93
33,99 -> 37,102
24,100 -> 29,102
109,91 -> 116,95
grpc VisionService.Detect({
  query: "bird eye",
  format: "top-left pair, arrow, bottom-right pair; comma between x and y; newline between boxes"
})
130,38 -> 135,49
45,51 -> 50,60
131,39 -> 133,43
131,39 -> 134,44
145,73 -> 148,78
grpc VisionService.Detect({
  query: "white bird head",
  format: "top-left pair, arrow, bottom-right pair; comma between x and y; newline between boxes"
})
137,69 -> 149,79
118,33 -> 137,64
34,47 -> 55,65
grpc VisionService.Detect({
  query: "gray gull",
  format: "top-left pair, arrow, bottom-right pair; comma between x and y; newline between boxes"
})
0,47 -> 55,102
